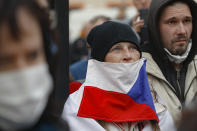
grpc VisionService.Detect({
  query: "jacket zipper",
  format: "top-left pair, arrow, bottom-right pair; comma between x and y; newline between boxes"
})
176,70 -> 184,105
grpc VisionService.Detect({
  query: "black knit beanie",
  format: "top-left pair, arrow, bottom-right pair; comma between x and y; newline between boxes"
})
87,21 -> 141,62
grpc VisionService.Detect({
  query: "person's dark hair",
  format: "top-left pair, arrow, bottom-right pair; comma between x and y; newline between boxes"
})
48,0 -> 55,9
0,0 -> 52,67
0,0 -> 67,129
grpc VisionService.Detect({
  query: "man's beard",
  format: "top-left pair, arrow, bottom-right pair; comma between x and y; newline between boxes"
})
170,35 -> 189,55
164,41 -> 192,64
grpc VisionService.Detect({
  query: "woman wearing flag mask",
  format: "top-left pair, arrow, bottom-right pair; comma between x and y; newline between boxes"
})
62,21 -> 175,131
0,0 -> 68,130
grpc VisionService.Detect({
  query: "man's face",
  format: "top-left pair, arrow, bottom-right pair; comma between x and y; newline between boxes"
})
0,8 -> 45,71
104,42 -> 140,63
133,0 -> 151,11
159,2 -> 192,55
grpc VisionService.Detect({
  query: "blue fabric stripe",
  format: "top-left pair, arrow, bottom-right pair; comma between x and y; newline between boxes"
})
127,61 -> 156,113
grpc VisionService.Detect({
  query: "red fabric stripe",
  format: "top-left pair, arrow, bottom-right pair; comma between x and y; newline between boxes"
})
69,81 -> 82,94
78,86 -> 158,122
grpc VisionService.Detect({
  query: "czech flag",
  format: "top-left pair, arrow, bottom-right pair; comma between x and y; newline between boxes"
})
62,58 -> 159,131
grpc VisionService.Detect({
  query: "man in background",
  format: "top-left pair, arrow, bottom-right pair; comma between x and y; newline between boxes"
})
142,0 -> 197,125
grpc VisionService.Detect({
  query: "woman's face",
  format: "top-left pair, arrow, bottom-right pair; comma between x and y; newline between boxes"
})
104,42 -> 140,63
0,8 -> 45,71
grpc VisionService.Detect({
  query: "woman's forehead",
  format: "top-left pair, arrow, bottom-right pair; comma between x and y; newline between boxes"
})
113,42 -> 137,47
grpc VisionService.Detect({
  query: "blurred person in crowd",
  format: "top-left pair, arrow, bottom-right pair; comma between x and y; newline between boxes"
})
69,15 -> 110,83
0,0 -> 68,130
116,2 -> 127,21
177,101 -> 197,131
63,21 -> 175,131
118,0 -> 151,45
131,0 -> 151,45
69,15 -> 111,65
141,0 -> 197,126
69,31 -> 89,65
89,15 -> 111,30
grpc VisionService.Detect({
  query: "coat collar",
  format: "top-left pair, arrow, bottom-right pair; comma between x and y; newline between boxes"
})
142,52 -> 175,92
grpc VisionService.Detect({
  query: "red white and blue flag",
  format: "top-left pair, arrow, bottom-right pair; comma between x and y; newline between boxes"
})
62,58 -> 159,131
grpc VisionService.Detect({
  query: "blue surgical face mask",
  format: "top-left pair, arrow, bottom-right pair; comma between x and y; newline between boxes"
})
0,63 -> 53,130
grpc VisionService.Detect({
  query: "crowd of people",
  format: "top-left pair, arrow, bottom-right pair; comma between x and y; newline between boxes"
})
67,0 -> 197,130
1,0 -> 197,130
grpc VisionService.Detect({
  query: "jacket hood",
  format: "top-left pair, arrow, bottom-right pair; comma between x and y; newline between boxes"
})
143,0 -> 197,65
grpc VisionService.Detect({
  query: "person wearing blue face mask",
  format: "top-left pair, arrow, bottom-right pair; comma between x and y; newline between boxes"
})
0,0 -> 68,130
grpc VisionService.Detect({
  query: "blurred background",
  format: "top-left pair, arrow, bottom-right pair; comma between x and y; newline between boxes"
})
68,0 -> 197,83
69,0 -> 137,43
